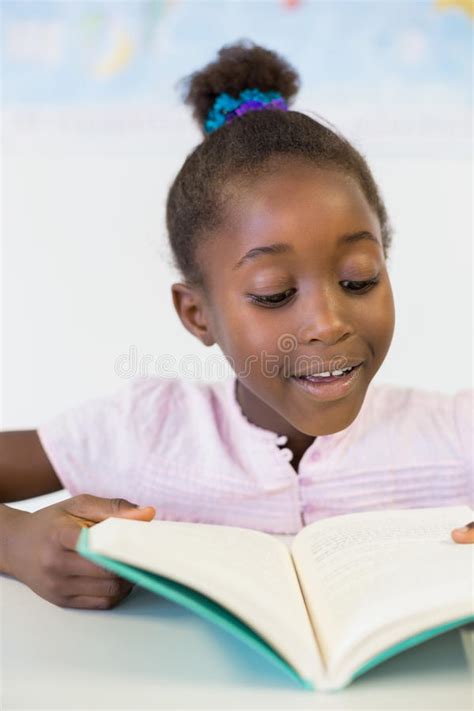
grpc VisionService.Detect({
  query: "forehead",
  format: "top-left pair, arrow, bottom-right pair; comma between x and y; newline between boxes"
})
199,162 -> 382,281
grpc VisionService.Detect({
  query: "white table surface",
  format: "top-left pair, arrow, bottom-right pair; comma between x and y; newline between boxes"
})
1,569 -> 473,711
2,493 -> 473,710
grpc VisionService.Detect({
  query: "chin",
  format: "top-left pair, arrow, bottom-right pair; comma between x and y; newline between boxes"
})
284,379 -> 369,437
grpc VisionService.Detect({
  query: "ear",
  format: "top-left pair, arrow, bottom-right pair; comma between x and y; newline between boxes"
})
171,283 -> 216,347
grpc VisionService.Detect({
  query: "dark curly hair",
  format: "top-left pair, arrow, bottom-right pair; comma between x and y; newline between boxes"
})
166,40 -> 392,287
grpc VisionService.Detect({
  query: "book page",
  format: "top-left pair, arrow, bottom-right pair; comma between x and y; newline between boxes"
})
87,517 -> 322,684
291,505 -> 474,679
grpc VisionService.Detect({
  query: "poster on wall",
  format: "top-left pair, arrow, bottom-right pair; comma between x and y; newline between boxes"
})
1,0 -> 472,156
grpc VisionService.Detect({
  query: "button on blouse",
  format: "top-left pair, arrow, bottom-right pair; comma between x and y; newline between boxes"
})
279,447 -> 294,462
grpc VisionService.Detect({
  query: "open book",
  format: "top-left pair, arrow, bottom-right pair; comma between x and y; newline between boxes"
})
76,505 -> 474,691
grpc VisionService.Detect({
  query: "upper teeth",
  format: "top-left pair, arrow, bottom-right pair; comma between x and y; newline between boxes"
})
302,366 -> 354,378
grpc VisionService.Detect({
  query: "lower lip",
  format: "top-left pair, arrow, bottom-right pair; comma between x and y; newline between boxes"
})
290,364 -> 363,402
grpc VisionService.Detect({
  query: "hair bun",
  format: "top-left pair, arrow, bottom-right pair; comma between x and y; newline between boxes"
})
179,39 -> 300,131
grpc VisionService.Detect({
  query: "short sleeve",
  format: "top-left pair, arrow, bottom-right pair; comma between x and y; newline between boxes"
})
36,377 -> 163,500
453,389 -> 474,506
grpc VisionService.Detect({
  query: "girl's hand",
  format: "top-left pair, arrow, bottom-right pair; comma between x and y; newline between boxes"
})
5,494 -> 155,609
451,522 -> 474,544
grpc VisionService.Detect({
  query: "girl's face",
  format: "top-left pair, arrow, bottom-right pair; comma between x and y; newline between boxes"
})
175,161 -> 395,437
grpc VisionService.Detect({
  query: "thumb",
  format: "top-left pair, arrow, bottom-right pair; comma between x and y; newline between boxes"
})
451,521 -> 474,544
62,494 -> 156,525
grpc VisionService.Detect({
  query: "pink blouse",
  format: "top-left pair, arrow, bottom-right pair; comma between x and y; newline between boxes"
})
37,376 -> 473,534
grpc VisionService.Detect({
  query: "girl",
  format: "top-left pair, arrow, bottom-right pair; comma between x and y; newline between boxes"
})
1,41 -> 472,611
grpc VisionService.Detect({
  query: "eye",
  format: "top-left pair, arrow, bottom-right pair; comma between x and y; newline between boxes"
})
248,278 -> 379,308
248,288 -> 296,308
341,278 -> 379,293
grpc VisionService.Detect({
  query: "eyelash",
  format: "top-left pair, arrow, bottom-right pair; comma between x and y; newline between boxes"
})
248,279 -> 380,307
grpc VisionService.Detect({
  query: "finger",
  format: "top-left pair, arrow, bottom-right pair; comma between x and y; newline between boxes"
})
57,506 -> 156,552
111,506 -> 156,520
451,522 -> 474,544
62,495 -> 156,524
61,575 -> 134,600
57,551 -> 132,579
61,589 -> 133,610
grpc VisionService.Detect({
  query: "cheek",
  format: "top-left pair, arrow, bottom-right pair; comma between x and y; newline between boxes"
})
217,295 -> 273,352
225,330 -> 273,380
206,278 -> 292,382
213,308 -> 261,370
365,280 -> 396,352
218,310 -> 282,382
376,280 -> 396,329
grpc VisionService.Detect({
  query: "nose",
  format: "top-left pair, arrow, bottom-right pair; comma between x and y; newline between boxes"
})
296,287 -> 353,345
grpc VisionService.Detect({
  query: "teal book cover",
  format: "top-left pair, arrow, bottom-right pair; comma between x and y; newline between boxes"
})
76,526 -> 473,691
76,526 -> 313,689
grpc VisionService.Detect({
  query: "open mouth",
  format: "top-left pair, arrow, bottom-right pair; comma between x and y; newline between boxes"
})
293,363 -> 361,383
290,363 -> 363,401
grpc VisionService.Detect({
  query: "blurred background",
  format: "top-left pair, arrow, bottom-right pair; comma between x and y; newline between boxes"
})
2,0 -> 473,441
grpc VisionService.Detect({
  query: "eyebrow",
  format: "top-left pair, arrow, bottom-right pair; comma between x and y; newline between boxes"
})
232,231 -> 381,270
